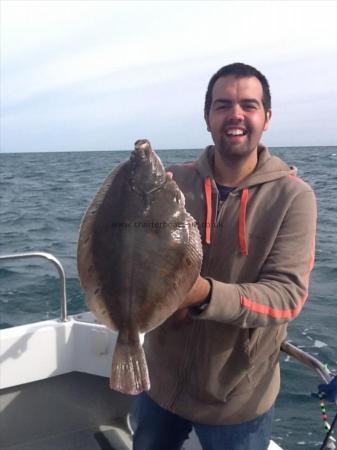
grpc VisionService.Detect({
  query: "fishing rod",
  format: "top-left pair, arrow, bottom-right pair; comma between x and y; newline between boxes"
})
316,375 -> 337,450
281,342 -> 337,450
320,411 -> 337,450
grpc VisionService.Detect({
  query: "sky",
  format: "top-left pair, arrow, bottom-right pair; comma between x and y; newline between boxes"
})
1,0 -> 337,153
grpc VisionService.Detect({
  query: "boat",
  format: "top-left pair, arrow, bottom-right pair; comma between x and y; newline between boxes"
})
0,252 -> 336,450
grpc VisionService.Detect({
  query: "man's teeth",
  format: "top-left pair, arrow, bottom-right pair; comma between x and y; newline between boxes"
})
226,129 -> 245,136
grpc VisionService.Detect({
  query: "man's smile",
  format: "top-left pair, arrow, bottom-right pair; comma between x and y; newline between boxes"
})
224,127 -> 248,137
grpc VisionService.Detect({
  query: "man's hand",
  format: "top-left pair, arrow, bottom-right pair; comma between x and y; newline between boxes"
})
169,276 -> 211,326
178,276 -> 211,310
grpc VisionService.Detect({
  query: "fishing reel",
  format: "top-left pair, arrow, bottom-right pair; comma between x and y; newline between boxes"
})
312,374 -> 337,450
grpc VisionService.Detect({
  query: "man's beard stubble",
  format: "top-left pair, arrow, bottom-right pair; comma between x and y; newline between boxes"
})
216,136 -> 256,163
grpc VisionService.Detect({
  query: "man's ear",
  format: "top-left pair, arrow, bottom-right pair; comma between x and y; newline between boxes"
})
263,109 -> 272,131
204,111 -> 211,132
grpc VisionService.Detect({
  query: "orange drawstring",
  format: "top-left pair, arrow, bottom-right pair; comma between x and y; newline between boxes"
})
239,188 -> 249,256
204,178 -> 249,255
204,177 -> 212,244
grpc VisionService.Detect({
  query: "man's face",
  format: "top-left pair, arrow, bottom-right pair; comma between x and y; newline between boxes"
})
205,75 -> 271,162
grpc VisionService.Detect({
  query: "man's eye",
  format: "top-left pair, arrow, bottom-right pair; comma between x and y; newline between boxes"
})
243,104 -> 257,110
215,104 -> 230,110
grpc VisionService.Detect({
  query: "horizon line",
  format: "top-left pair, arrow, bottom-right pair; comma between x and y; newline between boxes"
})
1,144 -> 337,155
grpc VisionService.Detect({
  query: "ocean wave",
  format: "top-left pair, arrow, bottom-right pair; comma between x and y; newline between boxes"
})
0,267 -> 20,278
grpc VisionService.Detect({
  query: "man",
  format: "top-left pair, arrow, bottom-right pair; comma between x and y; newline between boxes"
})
132,63 -> 317,450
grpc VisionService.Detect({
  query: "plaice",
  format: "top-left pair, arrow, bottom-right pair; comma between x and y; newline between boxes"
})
77,139 -> 203,395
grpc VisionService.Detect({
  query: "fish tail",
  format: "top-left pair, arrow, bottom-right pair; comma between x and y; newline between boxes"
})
110,332 -> 150,395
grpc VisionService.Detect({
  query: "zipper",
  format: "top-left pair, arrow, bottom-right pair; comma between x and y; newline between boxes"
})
167,322 -> 197,409
204,192 -> 230,268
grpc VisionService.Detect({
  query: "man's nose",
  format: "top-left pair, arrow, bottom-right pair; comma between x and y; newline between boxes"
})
228,104 -> 244,122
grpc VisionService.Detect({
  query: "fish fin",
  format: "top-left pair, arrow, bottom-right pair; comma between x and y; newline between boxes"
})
110,332 -> 150,395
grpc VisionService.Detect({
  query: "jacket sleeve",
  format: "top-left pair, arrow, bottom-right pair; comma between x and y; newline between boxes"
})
194,189 -> 317,328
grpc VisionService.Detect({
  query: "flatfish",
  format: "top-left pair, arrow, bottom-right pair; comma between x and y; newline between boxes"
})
77,139 -> 202,394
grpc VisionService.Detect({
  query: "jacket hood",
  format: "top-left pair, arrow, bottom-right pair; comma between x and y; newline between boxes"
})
195,144 -> 295,189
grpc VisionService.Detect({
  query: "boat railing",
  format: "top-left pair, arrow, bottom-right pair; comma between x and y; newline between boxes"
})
0,252 -> 68,322
281,340 -> 334,385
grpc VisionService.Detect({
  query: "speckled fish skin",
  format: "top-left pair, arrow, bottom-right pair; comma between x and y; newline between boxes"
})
77,139 -> 202,395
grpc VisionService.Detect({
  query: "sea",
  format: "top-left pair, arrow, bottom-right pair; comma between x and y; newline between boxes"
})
1,146 -> 336,449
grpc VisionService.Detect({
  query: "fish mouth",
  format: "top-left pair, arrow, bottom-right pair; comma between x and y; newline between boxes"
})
130,139 -> 166,189
134,139 -> 152,158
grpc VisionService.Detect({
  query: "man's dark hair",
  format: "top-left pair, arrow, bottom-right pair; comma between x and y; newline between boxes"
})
204,63 -> 271,116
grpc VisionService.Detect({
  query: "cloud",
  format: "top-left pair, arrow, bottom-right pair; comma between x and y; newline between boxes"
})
1,1 -> 337,151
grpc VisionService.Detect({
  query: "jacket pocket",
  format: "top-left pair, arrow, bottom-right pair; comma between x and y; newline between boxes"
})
247,325 -> 285,388
187,323 -> 253,403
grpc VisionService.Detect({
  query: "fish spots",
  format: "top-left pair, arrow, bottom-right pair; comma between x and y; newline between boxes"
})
185,257 -> 192,266
94,287 -> 101,295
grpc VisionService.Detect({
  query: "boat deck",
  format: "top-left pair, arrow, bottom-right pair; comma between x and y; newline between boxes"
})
0,371 -> 283,450
1,372 -> 134,450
